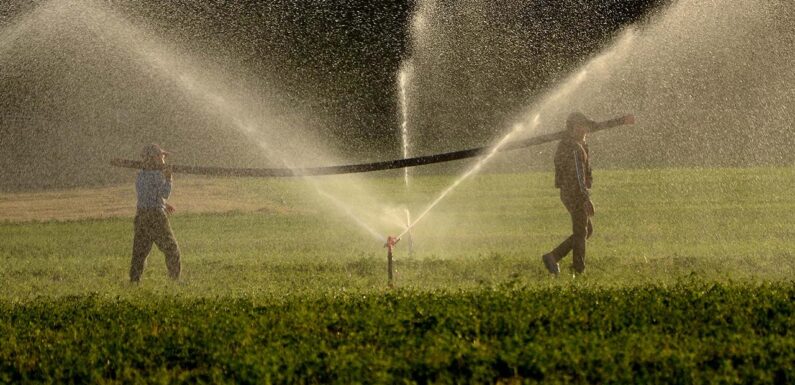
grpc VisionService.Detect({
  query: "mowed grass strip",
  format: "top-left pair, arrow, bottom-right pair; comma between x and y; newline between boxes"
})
1,284 -> 793,384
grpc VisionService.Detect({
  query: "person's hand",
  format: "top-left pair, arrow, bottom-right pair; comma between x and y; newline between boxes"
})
584,199 -> 595,217
165,203 -> 176,214
623,114 -> 635,125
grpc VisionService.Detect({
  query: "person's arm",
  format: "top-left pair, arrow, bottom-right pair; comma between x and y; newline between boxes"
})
573,149 -> 589,198
583,143 -> 592,189
596,114 -> 635,130
573,149 -> 595,216
159,177 -> 172,200
159,166 -> 173,200
160,172 -> 176,214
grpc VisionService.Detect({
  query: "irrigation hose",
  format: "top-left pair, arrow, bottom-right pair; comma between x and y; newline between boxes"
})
110,117 -> 629,177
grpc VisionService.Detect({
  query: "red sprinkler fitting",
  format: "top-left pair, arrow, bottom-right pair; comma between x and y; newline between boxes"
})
384,236 -> 400,253
384,236 -> 400,287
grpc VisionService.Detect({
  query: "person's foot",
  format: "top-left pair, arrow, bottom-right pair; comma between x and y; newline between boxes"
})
570,265 -> 585,279
542,253 -> 560,276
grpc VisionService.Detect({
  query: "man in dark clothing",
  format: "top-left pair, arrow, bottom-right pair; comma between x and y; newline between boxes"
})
542,112 -> 634,276
130,143 -> 181,283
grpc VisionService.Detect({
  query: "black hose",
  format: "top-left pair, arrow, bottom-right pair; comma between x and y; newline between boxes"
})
110,119 -> 626,177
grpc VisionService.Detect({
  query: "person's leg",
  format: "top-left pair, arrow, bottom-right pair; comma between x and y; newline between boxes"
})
550,235 -> 573,262
571,209 -> 589,274
152,212 -> 181,280
130,212 -> 153,282
550,193 -> 581,262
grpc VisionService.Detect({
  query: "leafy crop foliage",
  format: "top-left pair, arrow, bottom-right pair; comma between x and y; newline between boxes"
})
1,284 -> 794,384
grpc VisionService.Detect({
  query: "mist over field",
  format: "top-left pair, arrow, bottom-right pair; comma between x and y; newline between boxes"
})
6,0 -> 791,191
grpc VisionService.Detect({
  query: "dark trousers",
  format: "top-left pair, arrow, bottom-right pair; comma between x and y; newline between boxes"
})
130,208 -> 181,282
550,191 -> 593,273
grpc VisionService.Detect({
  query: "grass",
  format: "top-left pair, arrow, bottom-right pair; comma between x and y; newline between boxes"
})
1,167 -> 793,298
1,167 -> 794,383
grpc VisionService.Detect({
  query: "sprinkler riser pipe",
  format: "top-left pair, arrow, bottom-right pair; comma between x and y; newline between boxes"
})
387,250 -> 394,286
384,235 -> 400,287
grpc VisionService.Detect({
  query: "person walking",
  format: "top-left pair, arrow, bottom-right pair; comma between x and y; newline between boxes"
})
130,144 -> 181,283
542,112 -> 634,276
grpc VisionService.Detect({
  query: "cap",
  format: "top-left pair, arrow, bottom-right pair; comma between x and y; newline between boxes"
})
566,112 -> 595,131
141,143 -> 170,159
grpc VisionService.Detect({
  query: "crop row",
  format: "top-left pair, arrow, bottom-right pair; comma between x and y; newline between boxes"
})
1,283 -> 793,384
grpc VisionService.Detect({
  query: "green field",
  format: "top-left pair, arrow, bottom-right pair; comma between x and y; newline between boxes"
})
1,167 -> 794,383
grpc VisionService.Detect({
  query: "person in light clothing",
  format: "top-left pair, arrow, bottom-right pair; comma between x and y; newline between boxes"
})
130,144 -> 181,282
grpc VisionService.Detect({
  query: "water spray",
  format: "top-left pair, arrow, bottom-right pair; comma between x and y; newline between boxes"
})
404,208 -> 414,256
60,0 -> 387,242
398,61 -> 415,256
398,62 -> 413,188
111,25 -> 634,180
101,9 -> 636,286
396,31 -> 637,238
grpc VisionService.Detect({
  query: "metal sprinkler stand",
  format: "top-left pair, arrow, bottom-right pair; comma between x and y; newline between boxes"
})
384,236 -> 400,287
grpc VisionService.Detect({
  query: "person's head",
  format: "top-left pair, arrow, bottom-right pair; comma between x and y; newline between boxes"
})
566,112 -> 594,141
141,143 -> 168,166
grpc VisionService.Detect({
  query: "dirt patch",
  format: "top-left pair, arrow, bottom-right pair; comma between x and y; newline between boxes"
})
0,177 -> 291,222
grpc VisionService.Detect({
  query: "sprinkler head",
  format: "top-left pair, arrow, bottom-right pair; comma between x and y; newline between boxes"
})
384,236 -> 400,252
